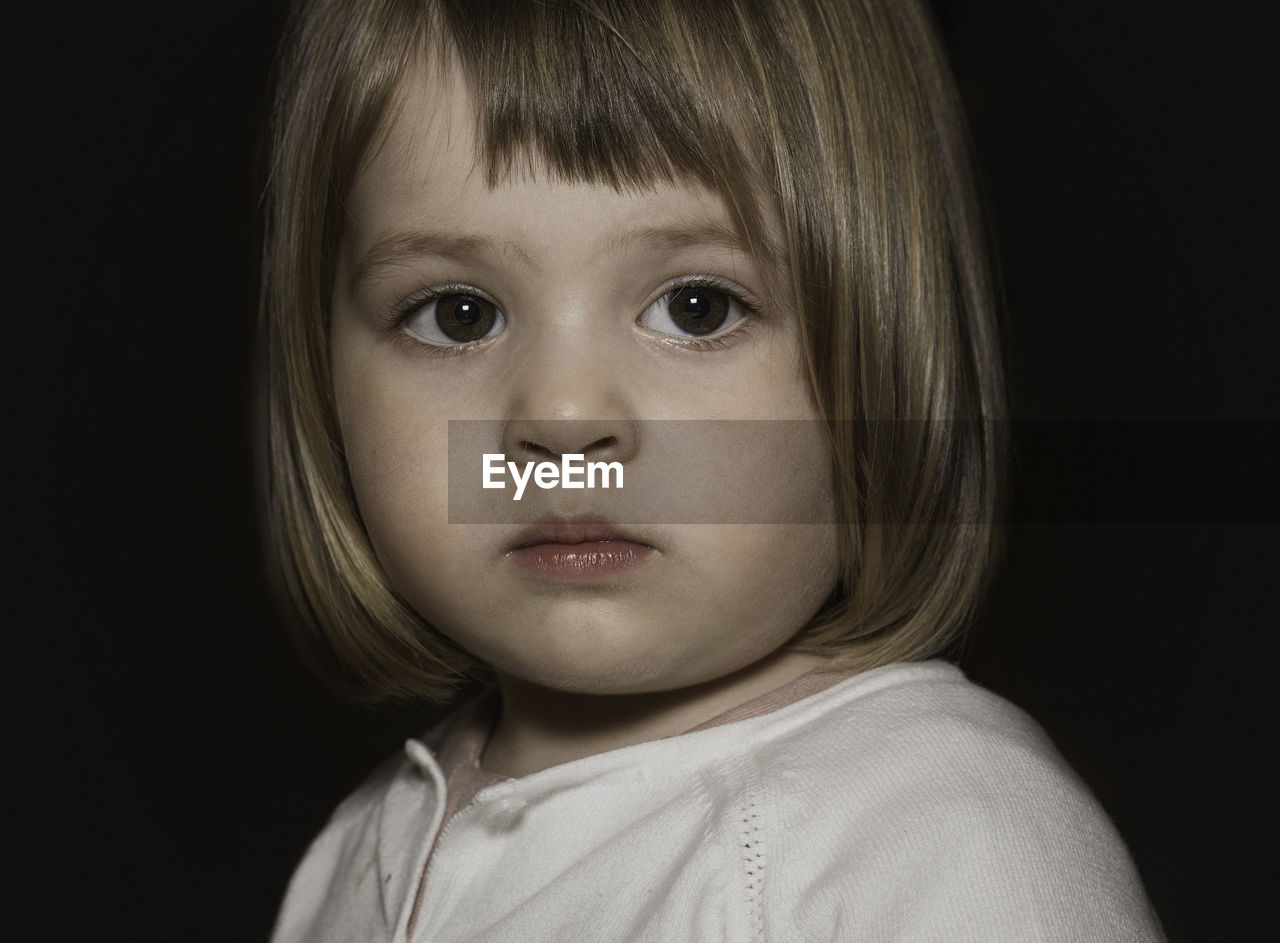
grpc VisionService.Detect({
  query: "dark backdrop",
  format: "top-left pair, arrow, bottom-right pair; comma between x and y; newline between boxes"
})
8,2 -> 1275,939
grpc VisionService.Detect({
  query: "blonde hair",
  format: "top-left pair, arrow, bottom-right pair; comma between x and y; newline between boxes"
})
259,0 -> 1005,703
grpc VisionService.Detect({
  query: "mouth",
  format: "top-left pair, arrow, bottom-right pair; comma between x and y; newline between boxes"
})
506,518 -> 657,579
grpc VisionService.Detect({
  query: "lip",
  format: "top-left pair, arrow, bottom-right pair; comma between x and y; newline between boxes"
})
507,519 -> 656,579
509,520 -> 651,550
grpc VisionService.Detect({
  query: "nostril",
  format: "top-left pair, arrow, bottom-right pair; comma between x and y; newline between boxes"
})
504,422 -> 635,463
518,440 -> 557,459
519,437 -> 617,458
580,436 -> 616,454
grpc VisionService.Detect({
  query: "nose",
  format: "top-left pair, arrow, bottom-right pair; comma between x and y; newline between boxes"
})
499,327 -> 640,465
501,416 -> 639,466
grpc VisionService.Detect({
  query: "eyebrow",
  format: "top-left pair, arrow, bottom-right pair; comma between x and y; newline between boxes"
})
348,230 -> 536,294
605,221 -> 775,263
347,220 -> 778,295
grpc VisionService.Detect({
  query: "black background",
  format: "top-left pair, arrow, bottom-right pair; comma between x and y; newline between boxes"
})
8,1 -> 1276,939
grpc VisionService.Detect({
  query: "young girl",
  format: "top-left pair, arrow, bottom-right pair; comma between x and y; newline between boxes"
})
263,0 -> 1163,939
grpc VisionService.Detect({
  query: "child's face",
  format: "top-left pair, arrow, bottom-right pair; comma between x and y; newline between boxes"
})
330,63 -> 840,695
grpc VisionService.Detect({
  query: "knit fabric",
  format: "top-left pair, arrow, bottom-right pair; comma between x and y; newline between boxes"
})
271,661 -> 1164,942
430,663 -> 855,848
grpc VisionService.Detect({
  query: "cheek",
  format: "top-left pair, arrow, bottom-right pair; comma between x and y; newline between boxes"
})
690,524 -> 840,645
332,343 -> 454,597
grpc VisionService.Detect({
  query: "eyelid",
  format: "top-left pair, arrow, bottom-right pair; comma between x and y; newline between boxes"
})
662,318 -> 761,353
649,273 -> 763,314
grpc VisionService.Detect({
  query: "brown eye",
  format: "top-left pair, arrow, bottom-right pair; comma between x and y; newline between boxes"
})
403,291 -> 506,346
666,286 -> 730,335
436,294 -> 497,341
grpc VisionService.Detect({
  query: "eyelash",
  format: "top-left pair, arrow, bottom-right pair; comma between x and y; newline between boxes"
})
651,275 -> 763,351
383,281 -> 487,328
384,275 -> 763,355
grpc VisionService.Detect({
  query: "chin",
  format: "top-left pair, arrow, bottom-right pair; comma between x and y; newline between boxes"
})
463,623 -> 717,697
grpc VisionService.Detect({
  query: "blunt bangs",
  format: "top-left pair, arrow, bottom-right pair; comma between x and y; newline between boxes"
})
429,0 -> 784,269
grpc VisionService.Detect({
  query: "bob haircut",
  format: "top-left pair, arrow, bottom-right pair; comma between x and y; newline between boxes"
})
259,0 -> 1005,703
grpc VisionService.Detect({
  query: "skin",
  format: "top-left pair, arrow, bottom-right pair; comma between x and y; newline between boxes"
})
331,63 -> 842,777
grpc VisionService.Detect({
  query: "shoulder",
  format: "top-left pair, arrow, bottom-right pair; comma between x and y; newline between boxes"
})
752,662 -> 1165,941
747,661 -> 1066,790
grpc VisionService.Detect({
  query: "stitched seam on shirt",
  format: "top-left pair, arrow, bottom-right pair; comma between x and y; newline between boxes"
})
720,753 -> 768,943
739,795 -> 767,941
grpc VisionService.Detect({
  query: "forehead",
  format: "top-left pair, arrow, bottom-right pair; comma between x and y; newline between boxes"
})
339,59 -> 779,275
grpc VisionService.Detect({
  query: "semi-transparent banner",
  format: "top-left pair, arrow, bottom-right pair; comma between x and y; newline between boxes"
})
446,419 -> 1277,524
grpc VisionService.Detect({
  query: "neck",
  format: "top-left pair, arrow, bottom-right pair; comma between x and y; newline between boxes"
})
479,648 -> 835,778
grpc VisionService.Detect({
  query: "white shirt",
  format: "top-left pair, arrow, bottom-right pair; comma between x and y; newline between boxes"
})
271,661 -> 1164,941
